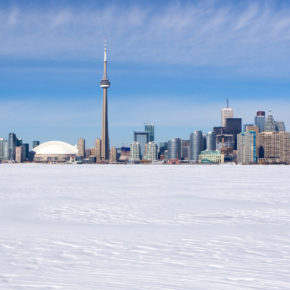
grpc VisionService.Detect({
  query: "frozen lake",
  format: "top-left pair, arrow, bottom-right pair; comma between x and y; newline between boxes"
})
0,164 -> 290,289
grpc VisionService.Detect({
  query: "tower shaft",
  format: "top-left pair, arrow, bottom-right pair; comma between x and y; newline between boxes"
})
100,41 -> 110,160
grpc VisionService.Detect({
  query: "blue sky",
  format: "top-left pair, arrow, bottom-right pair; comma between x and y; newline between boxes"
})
1,0 -> 290,147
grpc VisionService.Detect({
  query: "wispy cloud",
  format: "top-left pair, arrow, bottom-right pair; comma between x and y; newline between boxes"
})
1,1 -> 290,76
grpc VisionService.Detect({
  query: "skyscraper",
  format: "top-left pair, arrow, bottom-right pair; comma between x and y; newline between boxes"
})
100,41 -> 110,161
168,138 -> 181,160
95,138 -> 102,162
134,131 -> 149,158
144,141 -> 158,161
206,132 -> 216,151
130,141 -> 141,162
145,124 -> 154,142
189,131 -> 203,162
264,111 -> 276,132
77,138 -> 85,158
255,111 -> 265,133
221,98 -> 234,127
32,141 -> 40,149
8,133 -> 17,161
237,131 -> 257,164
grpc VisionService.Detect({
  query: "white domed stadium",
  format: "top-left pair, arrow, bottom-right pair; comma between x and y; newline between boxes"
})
32,141 -> 78,163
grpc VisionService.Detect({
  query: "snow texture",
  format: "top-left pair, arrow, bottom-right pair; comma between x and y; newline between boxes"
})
0,164 -> 290,289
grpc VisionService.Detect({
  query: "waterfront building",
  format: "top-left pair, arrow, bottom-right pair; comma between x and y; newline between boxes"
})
144,141 -> 158,161
109,146 -> 117,163
237,131 -> 257,164
8,133 -> 17,161
95,138 -> 102,162
221,98 -> 234,127
145,124 -> 154,142
22,143 -> 29,161
134,131 -> 149,158
77,138 -> 85,158
225,118 -> 242,150
168,138 -> 181,160
199,150 -> 224,164
33,141 -> 78,163
32,141 -> 40,148
119,147 -> 130,162
158,142 -> 168,160
189,131 -> 203,162
0,138 -> 7,160
100,41 -> 110,161
130,141 -> 141,162
258,131 -> 290,164
255,111 -> 265,132
16,146 -> 25,163
206,132 -> 216,151
181,139 -> 190,160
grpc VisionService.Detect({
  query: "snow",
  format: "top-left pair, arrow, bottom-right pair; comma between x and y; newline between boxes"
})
0,164 -> 290,289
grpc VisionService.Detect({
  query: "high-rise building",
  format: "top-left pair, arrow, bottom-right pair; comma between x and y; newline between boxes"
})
130,141 -> 141,162
8,133 -> 17,161
225,118 -> 242,150
16,146 -> 25,163
255,111 -> 265,133
145,124 -> 154,142
22,143 -> 29,161
0,138 -> 5,160
181,139 -> 190,160
221,98 -> 234,127
77,138 -> 85,158
134,131 -> 149,158
168,138 -> 181,160
258,131 -> 290,164
144,141 -> 158,161
275,121 -> 286,132
190,131 -> 203,162
109,146 -> 117,163
100,41 -> 110,161
1,139 -> 9,160
158,142 -> 168,160
237,131 -> 257,164
32,141 -> 40,148
206,132 -> 216,151
264,111 -> 276,132
95,138 -> 102,162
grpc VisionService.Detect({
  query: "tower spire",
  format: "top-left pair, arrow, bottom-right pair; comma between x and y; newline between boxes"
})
226,97 -> 229,108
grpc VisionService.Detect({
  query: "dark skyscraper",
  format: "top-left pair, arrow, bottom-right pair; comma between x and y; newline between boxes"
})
8,132 -> 17,161
145,124 -> 154,142
100,41 -> 110,161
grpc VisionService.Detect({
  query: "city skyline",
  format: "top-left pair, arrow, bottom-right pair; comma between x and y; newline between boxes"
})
1,0 -> 290,147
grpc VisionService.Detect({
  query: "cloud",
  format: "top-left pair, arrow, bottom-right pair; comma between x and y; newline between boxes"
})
0,1 -> 290,76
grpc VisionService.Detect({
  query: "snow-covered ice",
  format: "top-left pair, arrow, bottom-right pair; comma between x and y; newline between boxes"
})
0,164 -> 290,289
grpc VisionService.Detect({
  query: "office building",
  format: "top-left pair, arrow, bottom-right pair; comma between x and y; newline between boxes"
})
221,98 -> 234,127
95,138 -> 102,162
225,118 -> 242,150
275,121 -> 286,132
134,131 -> 149,158
255,111 -> 265,133
264,111 -> 276,132
119,147 -> 130,162
258,131 -> 290,164
8,133 -> 17,161
32,141 -> 40,148
145,124 -> 154,142
0,138 -> 8,160
237,131 -> 257,164
190,131 -> 203,162
100,41 -> 110,161
144,141 -> 158,161
109,146 -> 117,163
243,124 -> 253,132
168,138 -> 181,160
158,142 -> 168,160
16,146 -> 25,163
130,141 -> 141,162
199,150 -> 224,164
206,132 -> 216,151
181,140 -> 190,160
77,138 -> 85,158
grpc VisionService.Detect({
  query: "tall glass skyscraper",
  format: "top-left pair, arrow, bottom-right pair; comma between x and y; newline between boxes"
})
255,111 -> 265,133
168,138 -> 181,160
145,124 -> 154,142
8,133 -> 17,161
134,131 -> 149,158
206,132 -> 216,151
190,131 -> 203,162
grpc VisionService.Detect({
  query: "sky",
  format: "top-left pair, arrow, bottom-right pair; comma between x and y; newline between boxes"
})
1,0 -> 290,147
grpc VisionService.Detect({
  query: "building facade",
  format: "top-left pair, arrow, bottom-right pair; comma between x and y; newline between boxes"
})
130,141 -> 141,162
255,111 -> 265,133
168,138 -> 181,160
134,131 -> 149,158
145,124 -> 154,142
190,131 -> 203,162
77,138 -> 85,158
206,132 -> 216,151
144,141 -> 158,161
199,150 -> 224,164
237,131 -> 257,164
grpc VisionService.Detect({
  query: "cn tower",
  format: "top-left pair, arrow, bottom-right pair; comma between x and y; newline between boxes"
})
100,40 -> 110,160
